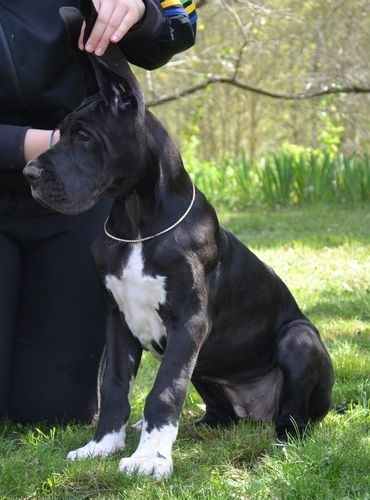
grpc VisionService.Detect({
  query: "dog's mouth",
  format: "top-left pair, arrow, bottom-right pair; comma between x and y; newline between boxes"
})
28,177 -> 96,215
31,188 -> 97,215
30,189 -> 56,211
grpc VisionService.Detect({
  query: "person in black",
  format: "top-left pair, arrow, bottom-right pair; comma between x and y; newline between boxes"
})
0,0 -> 197,424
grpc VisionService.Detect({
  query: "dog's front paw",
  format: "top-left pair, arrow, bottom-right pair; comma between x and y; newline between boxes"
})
118,453 -> 173,480
67,431 -> 126,460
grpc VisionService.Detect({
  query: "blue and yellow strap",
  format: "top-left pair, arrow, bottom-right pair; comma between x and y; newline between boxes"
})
160,0 -> 197,25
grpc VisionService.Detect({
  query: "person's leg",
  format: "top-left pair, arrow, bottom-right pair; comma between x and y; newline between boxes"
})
9,200 -> 110,424
0,231 -> 21,418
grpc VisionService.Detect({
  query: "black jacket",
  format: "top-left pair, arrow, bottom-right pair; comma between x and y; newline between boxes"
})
0,0 -> 196,201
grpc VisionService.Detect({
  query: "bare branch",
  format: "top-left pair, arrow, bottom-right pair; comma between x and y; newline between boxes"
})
146,76 -> 370,107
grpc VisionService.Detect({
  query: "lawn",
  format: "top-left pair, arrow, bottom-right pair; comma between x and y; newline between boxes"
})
0,204 -> 369,499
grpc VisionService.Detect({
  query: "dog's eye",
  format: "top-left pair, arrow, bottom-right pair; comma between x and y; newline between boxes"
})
77,130 -> 93,143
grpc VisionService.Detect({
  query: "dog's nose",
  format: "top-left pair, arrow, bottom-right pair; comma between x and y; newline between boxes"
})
23,164 -> 44,181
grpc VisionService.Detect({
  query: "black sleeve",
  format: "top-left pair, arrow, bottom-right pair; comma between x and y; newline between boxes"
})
120,0 -> 197,70
0,124 -> 30,170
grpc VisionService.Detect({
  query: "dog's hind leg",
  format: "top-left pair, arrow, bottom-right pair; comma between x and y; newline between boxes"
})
192,378 -> 239,427
275,320 -> 334,441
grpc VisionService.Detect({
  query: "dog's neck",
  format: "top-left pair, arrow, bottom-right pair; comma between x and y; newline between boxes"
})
107,112 -> 194,242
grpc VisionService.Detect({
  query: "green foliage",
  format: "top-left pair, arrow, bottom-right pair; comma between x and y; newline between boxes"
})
293,152 -> 335,203
184,150 -> 254,209
257,154 -> 296,206
337,154 -> 370,203
317,97 -> 345,156
147,0 -> 370,166
186,147 -> 370,209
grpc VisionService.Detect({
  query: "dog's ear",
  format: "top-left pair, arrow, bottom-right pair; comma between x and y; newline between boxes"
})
59,6 -> 98,96
78,0 -> 145,119
90,49 -> 145,119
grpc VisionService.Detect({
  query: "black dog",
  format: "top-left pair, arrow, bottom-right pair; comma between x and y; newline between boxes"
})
23,2 -> 334,480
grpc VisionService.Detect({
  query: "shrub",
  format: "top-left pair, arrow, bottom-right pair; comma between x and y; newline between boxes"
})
185,149 -> 370,209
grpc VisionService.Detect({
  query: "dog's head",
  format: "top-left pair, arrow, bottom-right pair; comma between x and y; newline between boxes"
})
23,0 -> 147,215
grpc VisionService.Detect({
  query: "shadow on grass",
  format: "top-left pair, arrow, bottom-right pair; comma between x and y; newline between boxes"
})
221,204 -> 370,249
177,419 -> 275,473
306,288 -> 370,324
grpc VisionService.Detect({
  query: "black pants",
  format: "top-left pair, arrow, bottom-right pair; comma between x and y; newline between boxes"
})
0,197 -> 110,424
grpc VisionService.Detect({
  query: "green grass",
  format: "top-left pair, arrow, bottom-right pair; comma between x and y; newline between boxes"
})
1,204 -> 369,499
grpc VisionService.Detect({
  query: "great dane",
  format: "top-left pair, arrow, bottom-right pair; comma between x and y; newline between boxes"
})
23,1 -> 334,480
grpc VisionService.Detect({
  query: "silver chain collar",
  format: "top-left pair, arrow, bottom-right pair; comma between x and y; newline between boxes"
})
103,182 -> 196,244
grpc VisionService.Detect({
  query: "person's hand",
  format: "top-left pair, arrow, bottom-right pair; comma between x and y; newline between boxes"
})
79,0 -> 146,56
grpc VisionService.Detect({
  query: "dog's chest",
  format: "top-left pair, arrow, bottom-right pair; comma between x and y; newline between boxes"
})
105,244 -> 167,355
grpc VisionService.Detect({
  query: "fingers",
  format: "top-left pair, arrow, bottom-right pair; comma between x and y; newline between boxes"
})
85,0 -> 115,54
78,22 -> 86,50
110,8 -> 139,43
79,0 -> 145,56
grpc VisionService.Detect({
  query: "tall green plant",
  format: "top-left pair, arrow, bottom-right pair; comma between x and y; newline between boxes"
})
257,154 -> 295,206
228,153 -> 256,207
185,147 -> 369,208
294,152 -> 336,204
361,156 -> 370,201
337,155 -> 370,203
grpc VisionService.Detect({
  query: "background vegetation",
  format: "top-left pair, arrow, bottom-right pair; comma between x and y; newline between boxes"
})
142,0 -> 370,165
138,0 -> 370,211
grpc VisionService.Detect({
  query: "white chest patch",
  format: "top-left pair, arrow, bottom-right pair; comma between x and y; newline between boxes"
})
105,244 -> 167,354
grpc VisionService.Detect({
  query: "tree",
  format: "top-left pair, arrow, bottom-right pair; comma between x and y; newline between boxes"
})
137,0 -> 370,160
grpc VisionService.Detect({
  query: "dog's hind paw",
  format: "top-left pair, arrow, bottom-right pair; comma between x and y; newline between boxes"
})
119,453 -> 173,480
67,430 -> 126,460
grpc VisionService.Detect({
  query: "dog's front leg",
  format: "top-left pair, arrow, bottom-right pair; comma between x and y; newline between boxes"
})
68,303 -> 142,460
119,315 -> 207,480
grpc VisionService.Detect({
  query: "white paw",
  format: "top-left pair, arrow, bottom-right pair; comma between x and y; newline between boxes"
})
119,453 -> 173,480
67,429 -> 126,460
